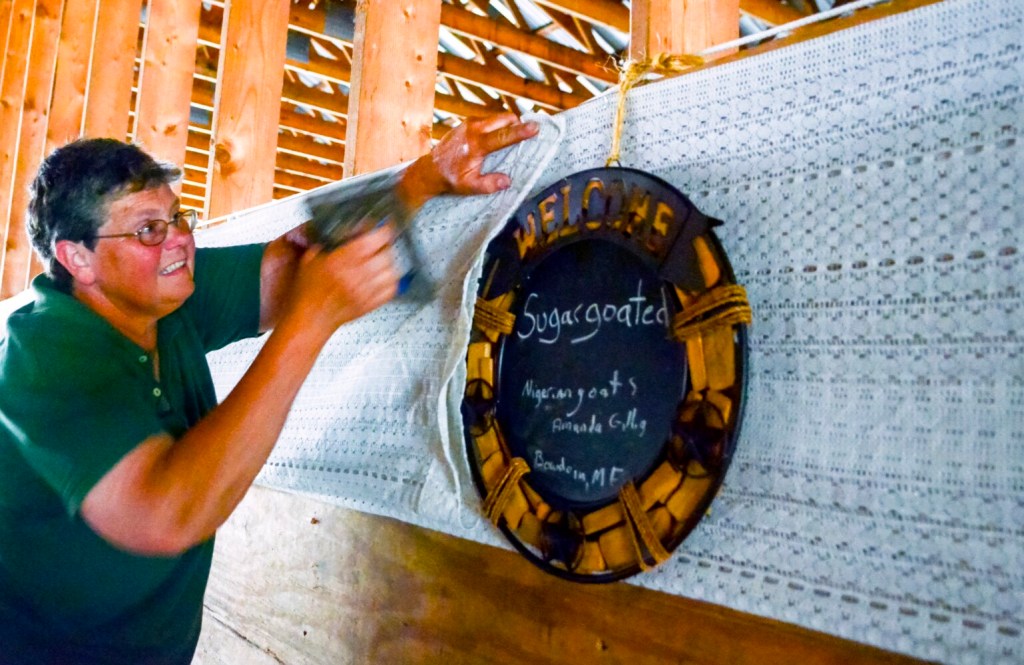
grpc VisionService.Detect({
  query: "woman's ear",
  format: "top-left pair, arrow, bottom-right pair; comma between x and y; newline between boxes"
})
54,240 -> 96,286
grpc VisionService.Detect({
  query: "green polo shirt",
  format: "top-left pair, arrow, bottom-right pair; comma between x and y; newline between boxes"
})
0,243 -> 265,664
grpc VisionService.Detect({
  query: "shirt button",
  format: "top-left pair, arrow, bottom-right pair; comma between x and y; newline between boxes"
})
139,355 -> 148,363
153,387 -> 162,397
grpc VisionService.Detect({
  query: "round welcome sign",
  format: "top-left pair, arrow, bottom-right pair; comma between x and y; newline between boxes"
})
462,167 -> 749,582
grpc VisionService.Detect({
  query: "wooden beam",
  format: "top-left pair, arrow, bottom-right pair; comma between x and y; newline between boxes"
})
630,0 -> 740,61
0,0 -> 34,278
717,0 -> 941,64
276,150 -> 342,182
134,0 -> 202,169
533,0 -> 630,33
0,0 -> 14,86
434,89 -> 497,120
555,10 -> 605,57
181,180 -> 206,201
196,44 -> 351,128
183,167 -> 206,188
740,0 -> 807,26
206,0 -> 290,218
273,167 -> 330,192
197,1 -> 220,46
437,52 -> 586,110
45,0 -> 99,150
283,0 -> 330,38
281,77 -> 348,118
202,7 -> 353,87
345,0 -> 441,176
272,185 -> 301,200
183,147 -> 209,171
201,0 -> 352,51
284,50 -> 352,87
188,75 -> 215,111
192,127 -> 347,180
1,0 -> 63,298
199,486 -> 930,664
82,0 -> 144,139
442,3 -> 617,83
533,0 -> 806,33
276,131 -> 343,164
278,106 -> 346,142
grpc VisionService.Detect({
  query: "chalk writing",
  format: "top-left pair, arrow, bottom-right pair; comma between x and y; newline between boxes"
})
517,280 -> 669,345
522,371 -> 637,418
517,368 -> 649,491
532,449 -> 625,493
551,408 -> 647,438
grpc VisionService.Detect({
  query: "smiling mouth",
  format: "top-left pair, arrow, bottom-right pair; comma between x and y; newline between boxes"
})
160,260 -> 187,276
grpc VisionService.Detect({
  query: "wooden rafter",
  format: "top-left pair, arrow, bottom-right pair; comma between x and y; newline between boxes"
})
437,52 -> 586,109
441,3 -> 618,83
276,131 -> 343,164
1,0 -> 844,252
740,0 -> 809,26
533,0 -> 630,33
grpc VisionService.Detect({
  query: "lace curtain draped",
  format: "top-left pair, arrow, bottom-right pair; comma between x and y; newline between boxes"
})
200,1 -> 1023,661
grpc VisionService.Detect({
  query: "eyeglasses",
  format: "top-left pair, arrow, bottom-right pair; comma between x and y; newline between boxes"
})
94,209 -> 198,247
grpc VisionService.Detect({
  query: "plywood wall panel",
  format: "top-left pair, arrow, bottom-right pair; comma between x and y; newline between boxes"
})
205,0 -> 290,218
134,0 -> 202,171
0,0 -> 63,298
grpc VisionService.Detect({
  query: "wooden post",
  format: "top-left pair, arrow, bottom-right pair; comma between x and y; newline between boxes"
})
0,0 -> 35,288
630,0 -> 739,60
134,0 -> 203,174
45,0 -> 100,151
206,0 -> 290,219
0,0 -> 63,298
0,0 -> 15,85
82,0 -> 144,140
345,0 -> 442,176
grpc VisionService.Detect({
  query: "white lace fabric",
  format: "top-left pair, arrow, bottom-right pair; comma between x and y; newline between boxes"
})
200,1 -> 1023,661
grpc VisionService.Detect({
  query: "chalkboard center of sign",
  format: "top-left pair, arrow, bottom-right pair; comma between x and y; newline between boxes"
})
496,239 -> 688,511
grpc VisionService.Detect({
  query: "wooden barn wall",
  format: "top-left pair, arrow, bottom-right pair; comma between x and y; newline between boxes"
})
0,1 -> 929,662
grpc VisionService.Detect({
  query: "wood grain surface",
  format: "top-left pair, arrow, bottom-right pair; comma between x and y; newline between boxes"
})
196,486 -> 930,665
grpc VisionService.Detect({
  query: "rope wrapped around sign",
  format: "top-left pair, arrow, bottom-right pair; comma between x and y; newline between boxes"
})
618,480 -> 672,570
672,285 -> 753,341
473,295 -> 516,338
481,457 -> 530,525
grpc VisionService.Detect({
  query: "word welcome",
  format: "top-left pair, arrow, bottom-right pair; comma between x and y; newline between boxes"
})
513,175 -> 680,261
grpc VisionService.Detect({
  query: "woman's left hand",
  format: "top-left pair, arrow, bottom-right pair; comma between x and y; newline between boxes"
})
398,113 -> 540,211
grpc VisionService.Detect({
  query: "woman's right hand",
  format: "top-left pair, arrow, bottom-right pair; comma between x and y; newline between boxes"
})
283,224 -> 399,339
